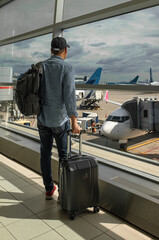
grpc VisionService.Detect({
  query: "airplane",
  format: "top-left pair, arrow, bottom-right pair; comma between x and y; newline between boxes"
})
76,67 -> 102,100
105,75 -> 139,85
75,76 -> 88,83
149,68 -> 159,86
100,91 -> 145,150
137,68 -> 159,86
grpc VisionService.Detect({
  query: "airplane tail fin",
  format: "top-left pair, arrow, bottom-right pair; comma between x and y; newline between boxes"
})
130,75 -> 139,84
105,90 -> 109,103
86,67 -> 102,85
85,67 -> 102,99
85,90 -> 94,99
150,68 -> 153,83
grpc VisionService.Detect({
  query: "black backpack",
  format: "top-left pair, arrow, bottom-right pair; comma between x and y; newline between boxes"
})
15,62 -> 42,116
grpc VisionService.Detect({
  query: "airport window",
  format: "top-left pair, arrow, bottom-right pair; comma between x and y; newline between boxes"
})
64,6 -> 159,84
63,0 -> 129,21
0,5 -> 159,177
63,5 -> 159,166
0,33 -> 52,125
0,3 -> 158,237
0,0 -> 55,40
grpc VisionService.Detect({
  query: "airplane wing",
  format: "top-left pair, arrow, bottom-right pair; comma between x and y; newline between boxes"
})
105,90 -> 122,106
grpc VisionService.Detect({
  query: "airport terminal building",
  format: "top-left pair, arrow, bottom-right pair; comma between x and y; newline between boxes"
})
0,1 -> 159,239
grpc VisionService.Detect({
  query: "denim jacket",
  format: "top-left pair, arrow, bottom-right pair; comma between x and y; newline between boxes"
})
37,55 -> 78,127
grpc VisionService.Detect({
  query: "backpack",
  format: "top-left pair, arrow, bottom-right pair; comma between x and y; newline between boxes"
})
15,62 -> 43,116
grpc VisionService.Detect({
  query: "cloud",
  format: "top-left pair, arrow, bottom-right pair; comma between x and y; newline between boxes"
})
89,42 -> 106,47
2,57 -> 30,73
147,6 -> 159,20
97,57 -> 122,66
1,6 -> 159,83
95,42 -> 159,79
13,39 -> 35,49
67,40 -> 88,59
32,52 -> 50,59
144,33 -> 159,38
73,64 -> 98,76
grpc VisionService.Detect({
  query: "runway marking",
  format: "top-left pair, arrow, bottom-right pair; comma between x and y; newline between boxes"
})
144,146 -> 159,153
127,138 -> 159,151
127,150 -> 148,155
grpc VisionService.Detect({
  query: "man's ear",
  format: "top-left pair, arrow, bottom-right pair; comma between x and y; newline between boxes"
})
64,48 -> 67,59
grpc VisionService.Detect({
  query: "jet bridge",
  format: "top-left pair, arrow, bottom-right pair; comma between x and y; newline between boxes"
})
122,97 -> 159,132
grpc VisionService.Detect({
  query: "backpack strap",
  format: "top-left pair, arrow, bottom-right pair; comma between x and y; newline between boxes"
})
30,62 -> 43,95
35,61 -> 43,75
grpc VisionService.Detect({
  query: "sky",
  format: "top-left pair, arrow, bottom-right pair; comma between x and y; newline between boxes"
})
64,6 -> 159,83
0,5 -> 159,83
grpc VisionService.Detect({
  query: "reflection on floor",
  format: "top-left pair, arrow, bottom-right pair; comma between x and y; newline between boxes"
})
0,154 -> 157,240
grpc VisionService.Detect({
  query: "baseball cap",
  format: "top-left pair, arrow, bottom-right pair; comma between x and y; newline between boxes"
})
51,37 -> 70,51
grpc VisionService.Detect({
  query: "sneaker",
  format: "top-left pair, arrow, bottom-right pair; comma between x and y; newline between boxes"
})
45,185 -> 56,200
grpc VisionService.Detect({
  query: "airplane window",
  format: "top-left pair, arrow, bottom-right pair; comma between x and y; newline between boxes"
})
119,117 -> 124,122
106,116 -> 122,122
119,116 -> 130,122
113,116 -> 123,122
125,116 -> 130,121
106,115 -> 112,121
106,115 -> 130,122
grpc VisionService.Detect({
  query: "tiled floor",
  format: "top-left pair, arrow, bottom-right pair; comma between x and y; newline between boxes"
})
0,154 -> 157,240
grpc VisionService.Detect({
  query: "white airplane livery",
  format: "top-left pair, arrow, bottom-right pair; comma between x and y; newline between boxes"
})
100,91 -> 144,150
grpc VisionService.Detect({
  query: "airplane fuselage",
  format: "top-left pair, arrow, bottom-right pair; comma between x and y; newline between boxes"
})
101,107 -> 143,141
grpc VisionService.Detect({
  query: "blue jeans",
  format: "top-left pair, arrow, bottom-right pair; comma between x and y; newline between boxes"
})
38,120 -> 70,191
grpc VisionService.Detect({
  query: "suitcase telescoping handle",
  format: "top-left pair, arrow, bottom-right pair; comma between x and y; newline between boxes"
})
67,130 -> 82,158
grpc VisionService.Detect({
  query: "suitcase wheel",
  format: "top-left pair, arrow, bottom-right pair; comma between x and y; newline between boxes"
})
94,206 -> 99,213
69,212 -> 76,220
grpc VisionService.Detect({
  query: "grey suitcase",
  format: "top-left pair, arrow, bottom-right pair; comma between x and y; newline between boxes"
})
59,131 -> 99,220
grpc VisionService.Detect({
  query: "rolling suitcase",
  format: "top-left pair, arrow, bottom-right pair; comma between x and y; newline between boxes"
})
59,131 -> 99,220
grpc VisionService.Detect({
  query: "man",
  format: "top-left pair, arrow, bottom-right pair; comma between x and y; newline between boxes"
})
37,37 -> 81,200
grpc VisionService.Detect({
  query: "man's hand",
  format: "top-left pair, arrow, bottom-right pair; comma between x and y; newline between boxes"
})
72,122 -> 81,134
71,116 -> 82,134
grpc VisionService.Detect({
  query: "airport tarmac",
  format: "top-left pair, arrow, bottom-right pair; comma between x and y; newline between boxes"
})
1,90 -> 159,162
77,90 -> 159,162
78,128 -> 159,162
77,89 -> 159,121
